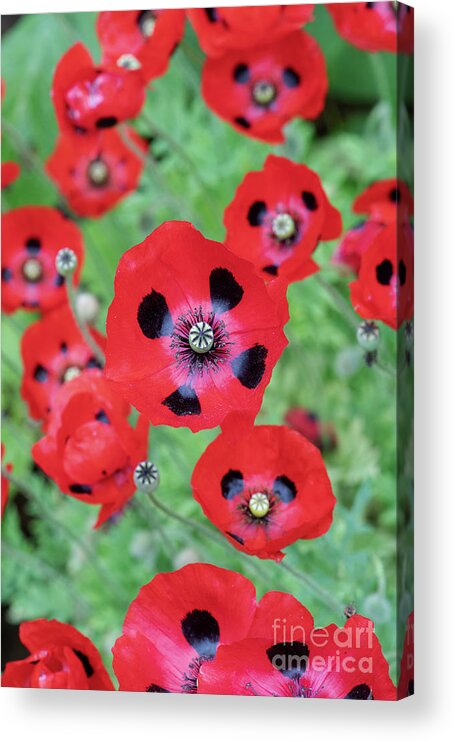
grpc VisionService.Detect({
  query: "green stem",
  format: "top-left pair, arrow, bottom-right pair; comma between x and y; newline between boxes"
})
370,53 -> 391,103
314,274 -> 359,331
280,561 -> 345,615
66,276 -> 105,366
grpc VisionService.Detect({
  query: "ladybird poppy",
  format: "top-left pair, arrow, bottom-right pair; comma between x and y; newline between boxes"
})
46,127 -> 147,218
51,43 -> 146,136
20,306 -> 106,424
397,611 -> 414,698
1,206 -> 84,314
191,425 -> 335,561
188,5 -> 315,57
2,619 -> 114,690
285,407 -> 337,453
96,9 -> 185,82
201,31 -> 328,144
105,221 -> 288,433
199,607 -> 396,699
224,155 -> 342,282
327,2 -> 414,55
1,443 -> 12,518
112,563 -> 257,693
349,222 -> 413,330
32,372 -> 148,528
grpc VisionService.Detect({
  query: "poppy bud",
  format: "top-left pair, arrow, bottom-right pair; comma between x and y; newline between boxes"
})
357,320 -> 380,352
134,460 -> 160,493
76,292 -> 100,325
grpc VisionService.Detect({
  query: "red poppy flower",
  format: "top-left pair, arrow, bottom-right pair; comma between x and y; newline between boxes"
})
51,43 -> 146,136
20,306 -> 106,424
191,425 -> 335,561
327,2 -> 414,55
332,220 -> 382,275
46,127 -> 147,218
97,10 -> 185,82
397,611 -> 414,698
2,619 -> 114,690
201,31 -> 328,144
1,206 -> 84,314
224,155 -> 341,283
32,372 -> 148,528
199,610 -> 396,699
105,221 -> 288,433
349,222 -> 413,329
112,563 -> 257,693
285,408 -> 337,453
188,5 -> 315,57
1,443 -> 12,518
2,160 -> 20,189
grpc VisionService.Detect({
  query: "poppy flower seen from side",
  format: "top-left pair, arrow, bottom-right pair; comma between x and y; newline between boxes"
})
2,619 -> 114,690
112,563 -> 257,693
188,5 -> 315,57
349,222 -> 413,330
224,155 -> 342,283
191,425 -> 335,561
1,443 -> 12,518
97,9 -> 185,82
32,372 -> 148,527
201,31 -> 328,144
105,221 -> 288,433
285,407 -> 337,453
51,43 -> 146,136
46,128 -> 147,218
20,305 -> 106,424
327,2 -> 414,54
1,206 -> 84,314
199,609 -> 396,699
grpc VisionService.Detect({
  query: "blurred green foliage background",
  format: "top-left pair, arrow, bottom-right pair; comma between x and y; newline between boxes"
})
1,6 -> 408,684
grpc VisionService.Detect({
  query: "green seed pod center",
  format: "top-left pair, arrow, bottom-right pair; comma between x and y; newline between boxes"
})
252,80 -> 277,106
88,159 -> 110,187
22,258 -> 43,283
63,366 -> 82,383
188,321 -> 215,354
272,213 -> 296,241
248,492 -> 270,518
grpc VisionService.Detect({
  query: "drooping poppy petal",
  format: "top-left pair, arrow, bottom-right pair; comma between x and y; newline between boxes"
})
1,206 -> 84,314
97,9 -> 185,82
105,221 -> 288,433
201,31 -> 328,143
191,425 -> 335,561
327,2 -> 414,54
2,619 -> 114,690
224,155 -> 341,283
112,563 -> 257,693
20,305 -> 106,424
188,5 -> 315,57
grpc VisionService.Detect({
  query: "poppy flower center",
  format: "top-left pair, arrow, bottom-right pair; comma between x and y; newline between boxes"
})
87,159 -> 110,187
252,80 -> 277,107
171,306 -> 231,376
62,365 -> 82,383
272,213 -> 296,242
138,10 -> 156,37
117,53 -> 142,71
248,492 -> 270,518
22,257 -> 43,283
188,321 -> 215,354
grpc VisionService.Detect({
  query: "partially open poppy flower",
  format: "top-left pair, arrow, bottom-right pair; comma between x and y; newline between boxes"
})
199,609 -> 396,699
52,43 -> 146,136
202,31 -> 328,143
188,5 -> 315,57
105,221 -> 288,433
46,127 -> 147,218
112,563 -> 257,693
327,2 -> 414,55
1,443 -> 12,518
2,619 -> 114,690
285,408 -> 337,453
97,9 -> 185,82
349,222 -> 413,330
1,206 -> 84,314
191,425 -> 335,561
21,306 -> 106,424
397,611 -> 414,698
224,155 -> 341,282
32,372 -> 148,527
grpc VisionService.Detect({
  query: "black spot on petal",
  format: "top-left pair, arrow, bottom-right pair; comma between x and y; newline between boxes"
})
226,531 -> 244,545
181,609 -> 220,659
302,191 -> 318,211
234,116 -> 251,130
376,259 -> 393,286
60,342 -> 68,353
137,290 -> 173,339
247,201 -> 267,226
147,684 -> 170,693
2,267 -> 13,282
282,67 -> 301,88
221,469 -> 244,500
398,259 -> 407,286
408,679 -> 414,696
96,116 -> 118,129
231,344 -> 268,389
162,386 -> 201,417
86,356 -> 103,369
205,8 -> 218,22
345,684 -> 372,700
390,187 -> 401,203
273,475 -> 297,503
95,409 -> 110,424
73,650 -> 94,678
25,237 -> 42,254
263,264 -> 279,276
33,364 -> 48,383
233,63 -> 249,83
55,275 -> 65,287
266,642 -> 309,680
210,267 -> 244,313
69,484 -> 93,495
